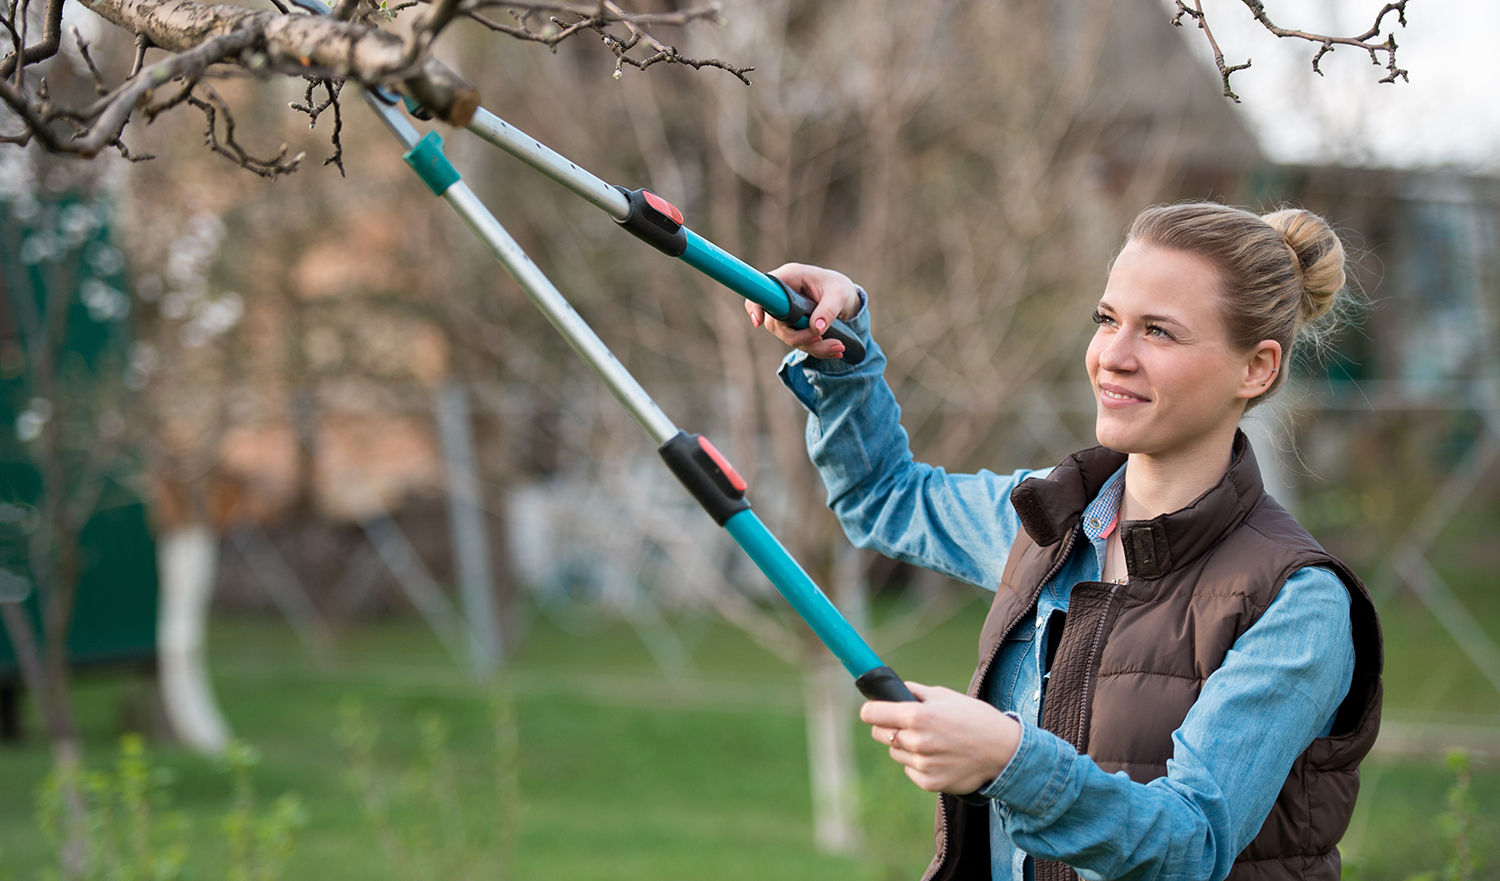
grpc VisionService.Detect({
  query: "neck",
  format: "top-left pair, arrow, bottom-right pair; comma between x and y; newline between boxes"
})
1120,428 -> 1238,521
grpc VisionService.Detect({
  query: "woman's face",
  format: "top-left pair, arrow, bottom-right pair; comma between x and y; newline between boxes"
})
1086,241 -> 1267,463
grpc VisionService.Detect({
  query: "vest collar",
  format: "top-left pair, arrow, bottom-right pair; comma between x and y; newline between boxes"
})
1009,430 -> 1265,579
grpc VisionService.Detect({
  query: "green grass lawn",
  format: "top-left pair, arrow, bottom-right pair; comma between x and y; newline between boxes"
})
0,584 -> 1495,880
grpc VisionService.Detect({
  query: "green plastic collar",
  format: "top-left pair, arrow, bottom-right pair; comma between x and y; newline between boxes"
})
403,131 -> 461,196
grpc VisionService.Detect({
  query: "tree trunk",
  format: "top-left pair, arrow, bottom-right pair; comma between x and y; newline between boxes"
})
803,647 -> 862,854
802,542 -> 871,855
1,601 -> 87,876
157,523 -> 231,753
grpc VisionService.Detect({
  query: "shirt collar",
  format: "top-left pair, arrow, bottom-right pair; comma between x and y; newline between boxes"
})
1081,464 -> 1127,542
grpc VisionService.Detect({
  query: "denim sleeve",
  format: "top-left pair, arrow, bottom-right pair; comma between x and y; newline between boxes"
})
978,565 -> 1355,881
777,300 -> 1041,590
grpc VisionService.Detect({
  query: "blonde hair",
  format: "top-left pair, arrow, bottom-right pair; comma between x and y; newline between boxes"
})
1127,202 -> 1349,404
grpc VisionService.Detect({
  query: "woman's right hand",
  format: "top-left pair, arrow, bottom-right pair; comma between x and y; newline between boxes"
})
747,263 -> 863,360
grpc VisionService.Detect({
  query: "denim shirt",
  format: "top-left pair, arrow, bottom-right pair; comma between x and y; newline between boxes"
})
778,303 -> 1355,881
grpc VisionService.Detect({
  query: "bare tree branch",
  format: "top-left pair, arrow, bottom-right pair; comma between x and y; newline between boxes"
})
77,0 -> 479,121
188,82 -> 303,176
2,28 -> 256,156
449,0 -> 752,84
1174,0 -> 1410,102
2,0 -> 745,173
0,0 -> 62,78
1242,0 -> 1409,83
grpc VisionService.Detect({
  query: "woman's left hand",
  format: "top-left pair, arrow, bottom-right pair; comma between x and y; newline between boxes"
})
861,682 -> 1022,794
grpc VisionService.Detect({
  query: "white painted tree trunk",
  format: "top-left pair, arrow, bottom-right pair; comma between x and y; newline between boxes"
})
804,650 -> 863,854
157,524 -> 231,753
803,543 -> 870,855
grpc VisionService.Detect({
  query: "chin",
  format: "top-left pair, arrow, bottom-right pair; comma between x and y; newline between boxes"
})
1093,416 -> 1140,454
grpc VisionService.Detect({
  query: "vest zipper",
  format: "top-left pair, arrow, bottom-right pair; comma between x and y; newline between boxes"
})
931,526 -> 1080,881
1075,580 -> 1123,745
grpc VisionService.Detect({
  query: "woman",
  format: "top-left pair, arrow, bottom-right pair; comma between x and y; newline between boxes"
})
747,203 -> 1382,881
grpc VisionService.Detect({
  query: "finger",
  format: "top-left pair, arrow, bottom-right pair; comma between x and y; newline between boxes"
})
764,318 -> 822,348
744,300 -> 766,328
804,339 -> 847,360
770,263 -> 847,314
905,767 -> 943,793
860,700 -> 912,728
904,681 -> 938,702
810,297 -> 841,336
767,262 -> 810,293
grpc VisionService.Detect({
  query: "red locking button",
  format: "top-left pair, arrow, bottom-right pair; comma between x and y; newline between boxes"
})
642,190 -> 684,226
696,436 -> 747,493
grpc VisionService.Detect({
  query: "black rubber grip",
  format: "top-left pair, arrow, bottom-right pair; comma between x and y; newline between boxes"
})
767,275 -> 866,366
855,666 -> 918,702
658,431 -> 751,526
615,187 -> 688,257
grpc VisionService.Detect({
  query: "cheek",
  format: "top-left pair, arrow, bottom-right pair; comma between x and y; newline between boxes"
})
1085,333 -> 1103,376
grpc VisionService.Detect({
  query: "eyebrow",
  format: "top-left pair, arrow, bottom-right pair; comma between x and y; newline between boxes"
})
1096,303 -> 1188,328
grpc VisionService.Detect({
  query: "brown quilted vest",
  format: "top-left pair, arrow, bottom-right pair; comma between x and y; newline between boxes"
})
922,432 -> 1383,881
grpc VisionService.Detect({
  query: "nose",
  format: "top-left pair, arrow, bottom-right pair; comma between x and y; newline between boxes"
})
1096,327 -> 1138,374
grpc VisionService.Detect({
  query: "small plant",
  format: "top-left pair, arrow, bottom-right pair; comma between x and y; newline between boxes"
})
33,735 -> 304,881
336,689 -> 521,881
1406,749 -> 1483,881
220,742 -> 308,881
35,733 -> 188,881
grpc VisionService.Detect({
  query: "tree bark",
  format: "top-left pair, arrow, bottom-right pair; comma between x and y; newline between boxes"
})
77,0 -> 480,125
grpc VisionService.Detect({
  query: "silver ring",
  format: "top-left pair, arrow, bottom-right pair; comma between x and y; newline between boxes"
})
889,729 -> 899,748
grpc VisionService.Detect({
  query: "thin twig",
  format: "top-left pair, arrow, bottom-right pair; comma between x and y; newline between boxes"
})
456,0 -> 748,83
129,33 -> 149,77
465,0 -> 720,26
189,82 -> 304,177
70,26 -> 108,95
1172,0 -> 1249,102
322,77 -> 343,175
289,74 -> 345,175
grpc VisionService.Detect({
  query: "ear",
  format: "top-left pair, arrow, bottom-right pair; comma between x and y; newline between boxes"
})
1236,340 -> 1282,399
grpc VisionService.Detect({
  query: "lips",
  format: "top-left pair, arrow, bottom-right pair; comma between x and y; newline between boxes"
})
1099,382 -> 1149,405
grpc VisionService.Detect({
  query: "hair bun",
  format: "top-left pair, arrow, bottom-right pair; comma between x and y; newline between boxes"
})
1261,208 -> 1346,324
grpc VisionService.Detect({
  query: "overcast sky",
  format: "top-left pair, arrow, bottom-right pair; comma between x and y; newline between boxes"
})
1170,0 -> 1500,173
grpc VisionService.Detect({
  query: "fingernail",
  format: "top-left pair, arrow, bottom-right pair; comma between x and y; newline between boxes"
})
814,318 -> 827,332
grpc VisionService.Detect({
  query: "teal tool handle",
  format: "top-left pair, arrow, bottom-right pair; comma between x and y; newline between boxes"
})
680,231 -> 866,365
723,510 -> 913,703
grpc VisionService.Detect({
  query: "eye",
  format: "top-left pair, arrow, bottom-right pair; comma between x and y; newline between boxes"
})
1091,310 -> 1114,327
1145,323 -> 1175,341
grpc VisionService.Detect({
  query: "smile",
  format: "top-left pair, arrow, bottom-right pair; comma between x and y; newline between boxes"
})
1098,383 -> 1149,406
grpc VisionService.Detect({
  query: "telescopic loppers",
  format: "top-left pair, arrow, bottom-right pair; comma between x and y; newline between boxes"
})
376,94 -> 913,702
287,0 -> 912,702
